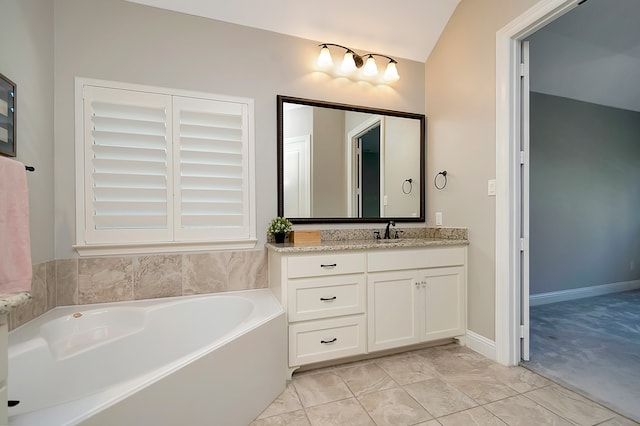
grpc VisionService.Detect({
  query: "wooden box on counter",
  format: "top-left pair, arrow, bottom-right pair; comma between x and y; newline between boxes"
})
289,230 -> 321,245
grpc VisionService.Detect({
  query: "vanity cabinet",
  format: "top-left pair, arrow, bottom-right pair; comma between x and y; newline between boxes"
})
269,251 -> 367,370
368,247 -> 466,352
268,243 -> 467,373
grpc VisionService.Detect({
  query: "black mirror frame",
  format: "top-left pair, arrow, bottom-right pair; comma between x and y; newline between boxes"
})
277,95 -> 426,224
0,73 -> 16,158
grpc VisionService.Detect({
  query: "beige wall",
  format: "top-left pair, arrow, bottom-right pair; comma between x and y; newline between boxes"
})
0,0 -> 55,264
425,0 -> 541,340
53,0 -> 426,259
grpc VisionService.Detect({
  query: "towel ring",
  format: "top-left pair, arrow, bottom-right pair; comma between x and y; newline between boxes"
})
402,178 -> 413,194
434,171 -> 447,190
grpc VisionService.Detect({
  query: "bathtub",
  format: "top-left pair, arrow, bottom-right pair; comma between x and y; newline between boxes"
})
8,289 -> 286,426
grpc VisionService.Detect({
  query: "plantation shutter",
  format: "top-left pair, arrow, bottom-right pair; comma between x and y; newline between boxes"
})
77,79 -> 256,253
83,86 -> 173,244
173,97 -> 251,240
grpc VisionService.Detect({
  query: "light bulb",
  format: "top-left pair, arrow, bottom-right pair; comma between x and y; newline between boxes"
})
363,55 -> 378,77
341,51 -> 357,74
383,61 -> 400,82
317,45 -> 333,69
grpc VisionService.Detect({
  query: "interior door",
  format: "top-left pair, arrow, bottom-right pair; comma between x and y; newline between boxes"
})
283,135 -> 311,217
519,40 -> 531,361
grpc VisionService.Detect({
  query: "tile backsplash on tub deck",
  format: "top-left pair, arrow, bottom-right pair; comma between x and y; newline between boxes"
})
8,249 -> 268,330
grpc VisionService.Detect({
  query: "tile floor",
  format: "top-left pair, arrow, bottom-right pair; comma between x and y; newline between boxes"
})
251,344 -> 639,426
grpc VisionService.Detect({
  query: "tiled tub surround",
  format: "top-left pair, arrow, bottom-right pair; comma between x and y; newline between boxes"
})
8,249 -> 267,330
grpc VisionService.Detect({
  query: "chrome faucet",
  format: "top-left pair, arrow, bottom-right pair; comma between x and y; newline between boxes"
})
383,221 -> 396,239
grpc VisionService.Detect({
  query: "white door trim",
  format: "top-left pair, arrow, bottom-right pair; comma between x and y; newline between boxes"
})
495,0 -> 579,366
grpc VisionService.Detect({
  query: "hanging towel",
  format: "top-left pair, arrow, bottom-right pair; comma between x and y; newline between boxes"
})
0,156 -> 32,293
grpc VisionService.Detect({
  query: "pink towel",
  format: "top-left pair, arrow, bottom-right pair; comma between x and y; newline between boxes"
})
0,156 -> 32,293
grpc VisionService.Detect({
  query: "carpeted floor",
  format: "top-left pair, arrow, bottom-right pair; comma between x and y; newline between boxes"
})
523,289 -> 640,421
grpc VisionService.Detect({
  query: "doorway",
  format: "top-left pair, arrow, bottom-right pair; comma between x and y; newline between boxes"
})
347,116 -> 384,217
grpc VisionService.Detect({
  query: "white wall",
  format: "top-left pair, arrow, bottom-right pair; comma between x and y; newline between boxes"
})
425,0 -> 541,340
0,0 -> 55,264
53,0 -> 426,259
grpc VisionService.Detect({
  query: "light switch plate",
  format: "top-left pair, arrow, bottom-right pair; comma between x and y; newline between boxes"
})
435,212 -> 443,226
488,179 -> 496,196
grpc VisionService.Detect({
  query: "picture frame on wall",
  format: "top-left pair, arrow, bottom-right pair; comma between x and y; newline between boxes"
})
0,73 -> 16,157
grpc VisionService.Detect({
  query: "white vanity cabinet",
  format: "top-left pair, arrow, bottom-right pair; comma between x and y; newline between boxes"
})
268,243 -> 467,373
367,247 -> 467,352
269,251 -> 367,370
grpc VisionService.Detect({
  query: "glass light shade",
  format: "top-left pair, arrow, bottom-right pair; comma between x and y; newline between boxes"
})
363,55 -> 378,76
341,51 -> 357,74
383,61 -> 400,82
317,46 -> 333,69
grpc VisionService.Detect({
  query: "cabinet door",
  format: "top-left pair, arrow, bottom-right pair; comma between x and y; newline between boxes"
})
367,270 -> 419,352
418,266 -> 466,342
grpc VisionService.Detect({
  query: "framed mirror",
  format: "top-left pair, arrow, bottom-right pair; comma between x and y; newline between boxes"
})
0,73 -> 16,157
277,95 -> 426,224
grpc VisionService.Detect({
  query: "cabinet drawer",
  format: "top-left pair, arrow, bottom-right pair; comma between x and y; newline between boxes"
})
287,275 -> 365,322
289,315 -> 366,366
368,247 -> 465,272
287,252 -> 365,278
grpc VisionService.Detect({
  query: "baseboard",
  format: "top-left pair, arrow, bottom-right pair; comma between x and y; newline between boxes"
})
466,330 -> 496,361
530,279 -> 640,306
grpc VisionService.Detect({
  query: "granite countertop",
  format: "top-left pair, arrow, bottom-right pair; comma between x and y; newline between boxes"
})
266,237 -> 469,253
0,292 -> 31,316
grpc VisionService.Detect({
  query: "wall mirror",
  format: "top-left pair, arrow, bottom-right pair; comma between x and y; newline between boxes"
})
277,95 -> 425,224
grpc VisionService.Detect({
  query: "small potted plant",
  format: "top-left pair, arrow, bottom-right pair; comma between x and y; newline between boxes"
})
268,217 -> 292,243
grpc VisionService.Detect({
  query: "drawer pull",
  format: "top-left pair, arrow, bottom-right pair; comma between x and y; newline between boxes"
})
321,338 -> 338,344
320,263 -> 337,268
320,296 -> 337,301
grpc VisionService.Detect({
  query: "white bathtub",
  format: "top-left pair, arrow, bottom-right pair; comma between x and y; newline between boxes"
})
8,289 -> 286,426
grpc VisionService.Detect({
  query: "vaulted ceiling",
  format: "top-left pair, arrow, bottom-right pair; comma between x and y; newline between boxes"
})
529,0 -> 640,112
125,0 -> 461,62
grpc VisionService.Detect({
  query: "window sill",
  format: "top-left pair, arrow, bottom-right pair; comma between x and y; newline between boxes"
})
73,239 -> 258,257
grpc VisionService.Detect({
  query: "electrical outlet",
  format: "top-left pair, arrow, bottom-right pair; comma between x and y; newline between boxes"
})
631,261 -> 636,271
435,212 -> 443,226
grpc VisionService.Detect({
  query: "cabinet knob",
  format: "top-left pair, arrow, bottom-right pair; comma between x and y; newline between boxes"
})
320,338 -> 337,344
320,296 -> 337,302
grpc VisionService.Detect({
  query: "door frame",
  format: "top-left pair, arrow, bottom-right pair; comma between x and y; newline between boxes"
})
495,0 -> 579,366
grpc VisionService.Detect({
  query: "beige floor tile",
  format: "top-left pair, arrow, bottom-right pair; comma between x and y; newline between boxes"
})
375,353 -> 439,385
415,347 -> 479,377
257,382 -> 304,419
445,370 -> 519,404
358,387 -> 433,426
293,372 -> 353,408
438,406 -> 507,426
597,416 -> 640,426
250,409 -> 310,426
488,364 -> 552,393
305,398 -> 375,426
485,394 -> 574,425
334,362 -> 397,396
413,421 -> 441,426
524,384 -> 617,426
404,378 -> 477,417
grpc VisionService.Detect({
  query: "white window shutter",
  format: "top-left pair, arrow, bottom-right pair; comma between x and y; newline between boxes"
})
173,96 -> 251,241
83,86 -> 173,244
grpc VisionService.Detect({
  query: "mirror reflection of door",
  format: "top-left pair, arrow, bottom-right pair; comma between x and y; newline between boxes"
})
349,117 -> 384,218
283,135 -> 311,217
358,125 -> 381,218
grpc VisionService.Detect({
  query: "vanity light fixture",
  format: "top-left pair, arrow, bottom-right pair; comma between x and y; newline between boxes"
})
317,43 -> 400,82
